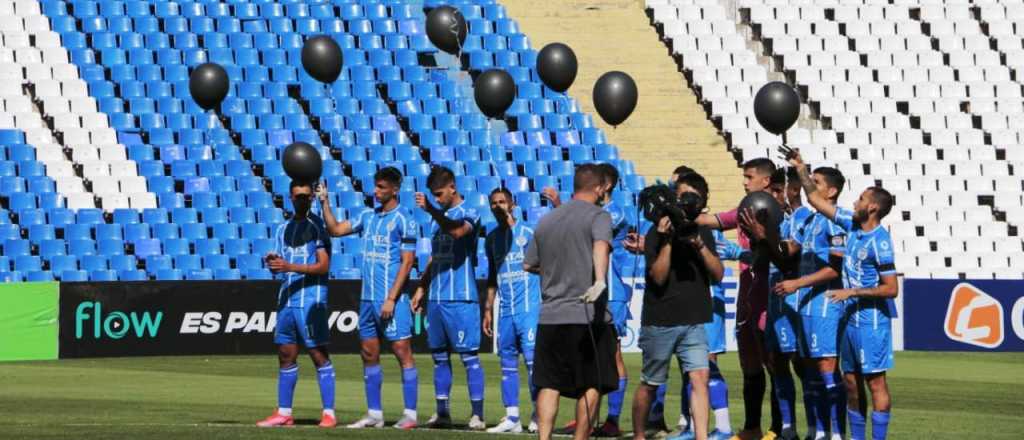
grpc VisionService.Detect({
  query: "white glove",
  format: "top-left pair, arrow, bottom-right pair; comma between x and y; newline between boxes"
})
579,281 -> 607,303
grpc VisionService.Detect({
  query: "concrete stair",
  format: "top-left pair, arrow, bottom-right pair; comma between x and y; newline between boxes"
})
502,0 -> 746,214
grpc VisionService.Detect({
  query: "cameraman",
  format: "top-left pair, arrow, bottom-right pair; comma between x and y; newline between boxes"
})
632,172 -> 724,440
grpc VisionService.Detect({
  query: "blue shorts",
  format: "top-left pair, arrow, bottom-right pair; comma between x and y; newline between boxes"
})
766,306 -> 800,354
358,298 -> 413,342
799,314 -> 840,358
608,300 -> 631,338
704,297 -> 727,354
638,325 -> 709,386
841,323 -> 893,374
275,305 -> 330,348
498,311 -> 539,358
426,301 -> 480,352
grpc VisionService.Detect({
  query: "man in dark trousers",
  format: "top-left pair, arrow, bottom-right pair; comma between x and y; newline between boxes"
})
524,164 -> 617,440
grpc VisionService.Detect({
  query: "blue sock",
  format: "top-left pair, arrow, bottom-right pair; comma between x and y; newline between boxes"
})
774,374 -> 795,428
848,409 -> 866,440
871,411 -> 889,440
278,364 -> 298,410
525,350 -> 538,404
649,383 -> 667,421
364,364 -> 383,413
462,352 -> 485,418
402,367 -> 418,412
709,361 -> 729,410
500,355 -> 520,418
605,377 -> 627,423
317,362 -> 335,411
821,372 -> 841,434
432,352 -> 452,416
807,371 -> 825,433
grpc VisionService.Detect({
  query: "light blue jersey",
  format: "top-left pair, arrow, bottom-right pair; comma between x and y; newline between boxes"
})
274,214 -> 331,309
712,229 -> 745,301
486,223 -> 541,316
833,208 -> 898,329
794,209 -> 847,318
351,206 -> 418,302
771,206 -> 813,309
605,201 -> 637,303
428,200 -> 481,302
709,230 -> 744,354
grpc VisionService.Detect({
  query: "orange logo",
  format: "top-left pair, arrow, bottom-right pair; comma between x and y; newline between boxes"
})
944,283 -> 1004,349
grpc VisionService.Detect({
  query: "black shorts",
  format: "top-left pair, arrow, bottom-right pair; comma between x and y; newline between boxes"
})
533,322 -> 619,399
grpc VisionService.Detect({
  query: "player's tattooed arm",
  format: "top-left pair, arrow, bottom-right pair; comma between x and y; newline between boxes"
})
782,147 -> 838,221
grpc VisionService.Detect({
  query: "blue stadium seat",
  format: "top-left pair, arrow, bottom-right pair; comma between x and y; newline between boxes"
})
98,239 -> 125,256
156,269 -> 184,280
119,270 -> 148,281
175,255 -> 202,272
79,254 -> 107,272
39,239 -> 66,259
195,239 -> 222,255
187,269 -> 213,280
27,271 -> 55,282
211,223 -> 239,240
125,223 -> 151,242
61,270 -> 89,282
214,268 -> 241,280
14,255 -> 41,272
236,254 -> 263,271
145,255 -> 173,274
134,239 -> 162,258
202,254 -> 229,272
3,239 -> 30,258
142,208 -> 169,224
95,223 -> 123,241
89,270 -> 118,281
0,224 -> 19,241
28,224 -> 56,243
163,238 -> 190,257
152,222 -> 180,241
50,255 -> 79,274
252,238 -> 276,256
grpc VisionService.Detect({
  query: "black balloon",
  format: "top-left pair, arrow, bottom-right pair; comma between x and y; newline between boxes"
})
536,43 -> 577,92
282,142 -> 323,183
426,6 -> 467,55
301,35 -> 343,84
189,63 -> 229,111
474,69 -> 516,119
593,71 -> 638,126
738,191 -> 783,233
754,81 -> 801,135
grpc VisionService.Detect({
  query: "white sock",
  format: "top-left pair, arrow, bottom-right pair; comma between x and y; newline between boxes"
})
322,409 -> 335,418
403,409 -> 417,420
507,406 -> 520,419
277,408 -> 292,416
829,434 -> 842,440
368,409 -> 384,420
782,422 -> 792,429
678,414 -> 689,430
814,431 -> 826,440
714,408 -> 731,433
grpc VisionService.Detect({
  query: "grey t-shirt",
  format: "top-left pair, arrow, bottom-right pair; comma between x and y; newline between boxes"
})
524,199 -> 614,325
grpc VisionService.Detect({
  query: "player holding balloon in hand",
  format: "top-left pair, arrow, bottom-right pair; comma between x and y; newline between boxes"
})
317,167 -> 421,430
410,166 -> 488,431
781,147 -> 899,440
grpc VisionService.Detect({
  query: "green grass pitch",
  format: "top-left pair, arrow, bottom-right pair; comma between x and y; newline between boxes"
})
1,352 -> 1022,439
